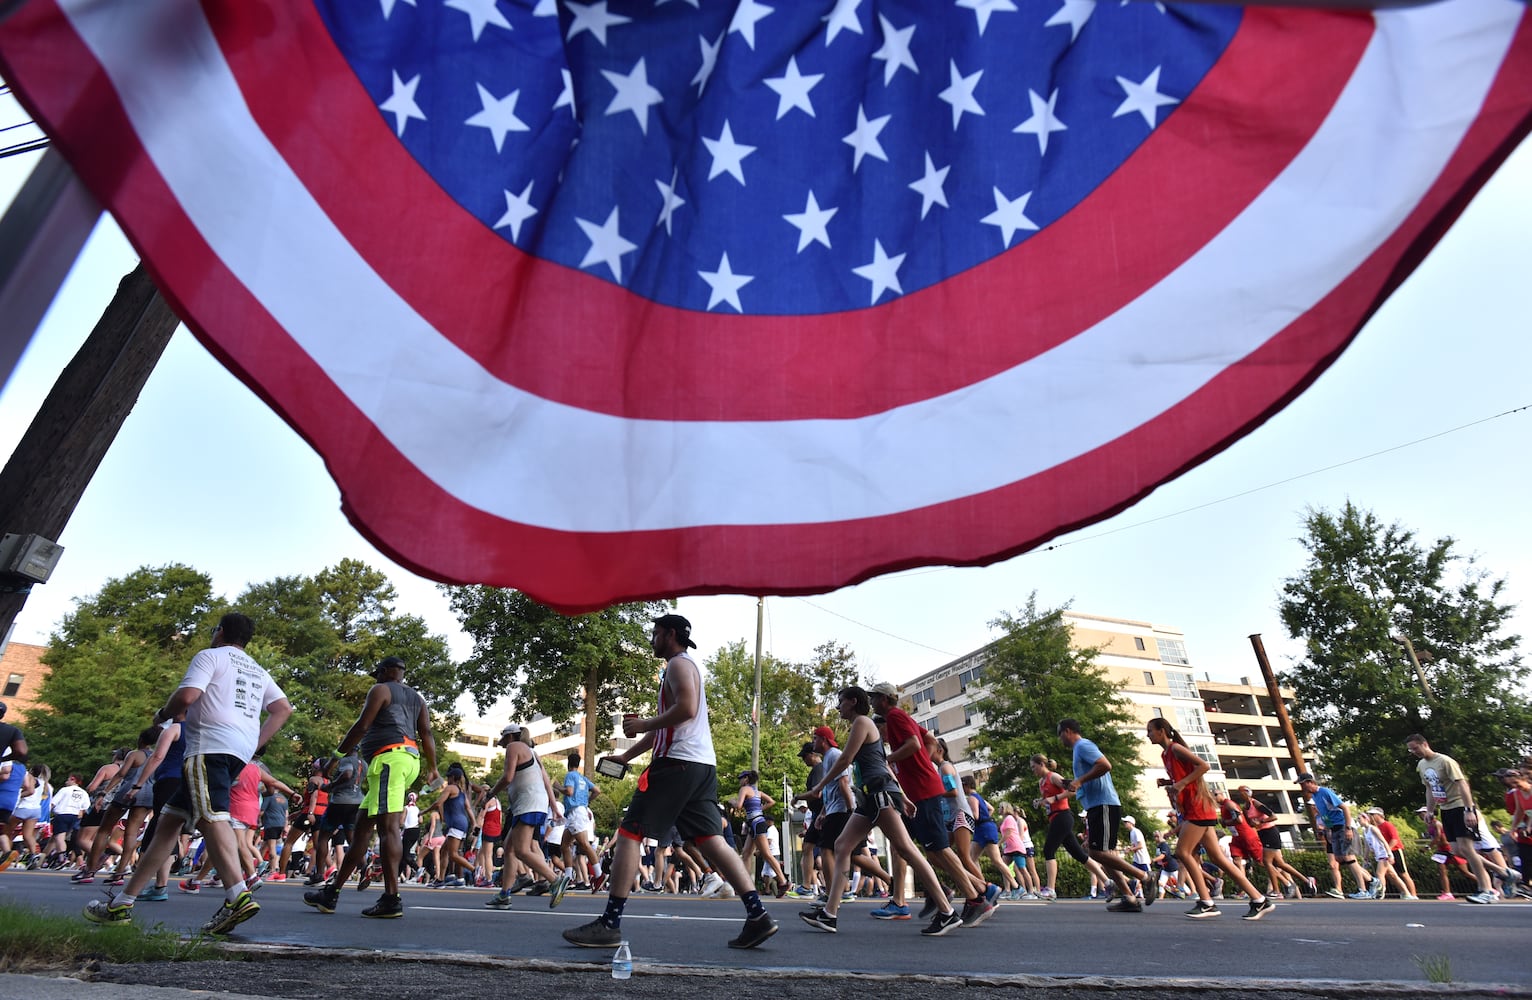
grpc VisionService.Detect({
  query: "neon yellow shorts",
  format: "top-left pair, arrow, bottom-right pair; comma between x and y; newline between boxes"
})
363,747 -> 420,817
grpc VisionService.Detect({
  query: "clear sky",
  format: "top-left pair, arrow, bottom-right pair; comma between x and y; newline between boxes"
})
3,103 -> 1528,701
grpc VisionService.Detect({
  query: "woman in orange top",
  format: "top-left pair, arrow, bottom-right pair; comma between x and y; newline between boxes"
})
1146,718 -> 1273,921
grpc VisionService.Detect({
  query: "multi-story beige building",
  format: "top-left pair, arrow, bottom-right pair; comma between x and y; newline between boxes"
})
896,611 -> 1307,841
0,637 -> 48,722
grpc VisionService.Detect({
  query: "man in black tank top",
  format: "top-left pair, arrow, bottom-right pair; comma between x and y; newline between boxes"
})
303,657 -> 438,919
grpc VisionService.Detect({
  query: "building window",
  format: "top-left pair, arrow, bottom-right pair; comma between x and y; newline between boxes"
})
1151,707 -> 1163,719
1190,741 -> 1219,766
925,718 -> 941,735
1166,671 -> 1198,699
1156,638 -> 1190,665
1142,671 -> 1155,686
1134,637 -> 1146,651
2,673 -> 20,697
1176,705 -> 1210,735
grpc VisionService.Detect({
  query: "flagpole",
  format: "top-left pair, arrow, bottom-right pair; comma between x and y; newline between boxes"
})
751,595 -> 763,774
0,147 -> 103,391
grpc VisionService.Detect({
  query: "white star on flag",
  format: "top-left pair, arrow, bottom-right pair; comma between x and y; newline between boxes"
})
1044,0 -> 1095,42
872,14 -> 918,85
783,191 -> 837,252
554,68 -> 574,114
704,121 -> 756,184
379,71 -> 426,138
465,84 -> 528,152
729,0 -> 774,50
908,152 -> 950,219
956,0 -> 1018,36
843,105 -> 891,172
444,0 -> 511,41
699,253 -> 754,312
852,239 -> 906,304
602,58 -> 664,134
575,206 -> 637,282
981,187 -> 1039,247
1013,88 -> 1066,155
764,56 -> 823,119
565,1 -> 631,46
655,169 -> 685,235
493,180 -> 537,242
1114,66 -> 1179,127
938,61 -> 984,130
379,0 -> 416,19
823,0 -> 863,44
693,33 -> 722,94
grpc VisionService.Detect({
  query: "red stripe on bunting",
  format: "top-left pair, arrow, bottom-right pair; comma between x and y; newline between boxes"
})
208,0 -> 1370,420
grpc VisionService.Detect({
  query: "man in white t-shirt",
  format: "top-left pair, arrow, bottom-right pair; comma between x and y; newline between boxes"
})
84,613 -> 292,935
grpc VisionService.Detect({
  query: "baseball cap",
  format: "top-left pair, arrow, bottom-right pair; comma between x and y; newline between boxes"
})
1492,768 -> 1521,778
869,681 -> 899,699
652,613 -> 697,648
797,741 -> 818,760
372,656 -> 406,680
1123,815 -> 1136,825
1295,772 -> 1316,785
813,725 -> 839,748
1415,806 -> 1430,814
498,723 -> 522,742
1367,806 -> 1385,816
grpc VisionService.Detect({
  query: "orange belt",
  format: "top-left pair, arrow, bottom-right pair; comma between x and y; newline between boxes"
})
370,739 -> 419,758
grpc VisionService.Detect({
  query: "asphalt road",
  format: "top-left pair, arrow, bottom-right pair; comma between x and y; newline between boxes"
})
3,868 -> 1529,987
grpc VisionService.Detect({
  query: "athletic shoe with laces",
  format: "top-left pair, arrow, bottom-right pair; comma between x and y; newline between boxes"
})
1323,887 -> 1345,899
362,893 -> 404,919
178,879 -> 202,894
1039,887 -> 1056,901
964,899 -> 996,926
1436,892 -> 1455,900
485,891 -> 513,909
526,879 -> 551,896
303,886 -> 340,913
202,891 -> 260,935
1106,895 -> 1143,913
246,875 -> 263,893
729,912 -> 779,949
1242,896 -> 1277,920
1347,890 -> 1372,900
786,883 -> 814,899
799,905 -> 837,933
70,870 -> 96,884
83,898 -> 133,924
1185,899 -> 1221,919
267,873 -> 287,882
1465,890 -> 1495,904
138,884 -> 170,902
563,918 -> 622,948
841,890 -> 857,903
549,871 -> 572,909
1370,879 -> 1386,899
504,872 -> 532,894
590,873 -> 607,893
698,872 -> 726,898
0,850 -> 17,873
984,882 -> 1001,906
918,896 -> 940,920
1143,871 -> 1158,906
870,902 -> 911,920
921,909 -> 964,936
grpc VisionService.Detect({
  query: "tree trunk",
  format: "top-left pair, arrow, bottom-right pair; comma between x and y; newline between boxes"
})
0,263 -> 178,639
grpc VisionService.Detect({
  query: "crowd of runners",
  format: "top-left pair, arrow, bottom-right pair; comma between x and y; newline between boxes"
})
1,612 -> 1529,949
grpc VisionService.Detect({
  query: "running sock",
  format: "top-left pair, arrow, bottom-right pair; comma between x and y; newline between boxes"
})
741,889 -> 767,920
600,895 -> 628,929
117,894 -> 137,906
226,880 -> 248,902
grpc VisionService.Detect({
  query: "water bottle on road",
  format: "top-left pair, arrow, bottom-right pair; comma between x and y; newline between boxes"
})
612,941 -> 632,980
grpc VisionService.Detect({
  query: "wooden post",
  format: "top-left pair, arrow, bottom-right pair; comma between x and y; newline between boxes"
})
0,263 -> 179,637
1248,633 -> 1306,778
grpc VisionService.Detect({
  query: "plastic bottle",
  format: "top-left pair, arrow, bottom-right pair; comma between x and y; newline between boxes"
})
611,940 -> 632,980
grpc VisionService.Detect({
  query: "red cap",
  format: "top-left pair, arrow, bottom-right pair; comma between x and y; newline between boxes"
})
813,725 -> 839,748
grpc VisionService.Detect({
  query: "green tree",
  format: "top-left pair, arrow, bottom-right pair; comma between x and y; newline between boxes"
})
1278,501 -> 1531,814
444,587 -> 668,769
24,564 -> 225,775
233,559 -> 459,778
25,561 -> 459,784
969,595 -> 1148,826
703,641 -> 826,810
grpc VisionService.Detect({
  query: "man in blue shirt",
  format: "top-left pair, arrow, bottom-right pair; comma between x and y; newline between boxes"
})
1297,772 -> 1376,899
561,752 -> 604,890
1057,719 -> 1154,911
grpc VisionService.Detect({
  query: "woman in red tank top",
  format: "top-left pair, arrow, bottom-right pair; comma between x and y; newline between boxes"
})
1146,718 -> 1273,920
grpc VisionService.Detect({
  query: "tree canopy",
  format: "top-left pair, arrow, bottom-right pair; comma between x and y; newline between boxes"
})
1278,501 -> 1531,814
444,587 -> 669,768
969,595 -> 1149,828
24,561 -> 459,783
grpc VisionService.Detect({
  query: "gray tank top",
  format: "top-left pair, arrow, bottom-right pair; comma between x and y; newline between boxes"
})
852,732 -> 894,793
357,681 -> 426,760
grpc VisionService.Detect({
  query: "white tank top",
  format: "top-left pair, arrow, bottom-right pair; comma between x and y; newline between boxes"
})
652,653 -> 715,765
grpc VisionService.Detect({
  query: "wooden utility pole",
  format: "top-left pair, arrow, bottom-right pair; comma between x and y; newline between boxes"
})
0,263 -> 179,638
1248,633 -> 1307,778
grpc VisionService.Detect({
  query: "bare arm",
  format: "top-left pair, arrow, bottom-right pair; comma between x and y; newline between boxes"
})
337,683 -> 391,756
256,698 -> 293,755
